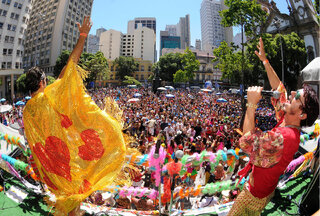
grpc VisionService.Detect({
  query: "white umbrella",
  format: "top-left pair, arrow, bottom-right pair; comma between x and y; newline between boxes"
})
0,105 -> 12,113
201,88 -> 212,92
165,94 -> 175,98
128,98 -> 140,103
165,86 -> 175,90
133,93 -> 142,97
157,87 -> 167,91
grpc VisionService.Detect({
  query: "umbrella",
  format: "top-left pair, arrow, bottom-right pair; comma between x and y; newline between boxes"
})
0,105 -> 12,113
127,85 -> 137,89
216,92 -> 222,95
217,98 -> 228,103
128,98 -> 140,103
0,98 -> 6,102
165,94 -> 175,98
201,89 -> 212,93
165,86 -> 175,90
157,87 -> 167,91
25,96 -> 31,100
133,93 -> 142,97
15,101 -> 25,106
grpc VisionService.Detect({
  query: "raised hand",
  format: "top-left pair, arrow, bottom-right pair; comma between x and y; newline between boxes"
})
76,16 -> 92,35
254,37 -> 267,62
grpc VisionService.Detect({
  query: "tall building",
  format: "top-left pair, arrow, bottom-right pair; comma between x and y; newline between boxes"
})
100,25 -> 156,63
87,28 -> 107,54
160,31 -> 181,56
200,0 -> 232,52
165,15 -> 191,50
99,29 -> 123,60
23,0 -> 93,74
177,14 -> 191,49
195,39 -> 202,50
165,25 -> 178,36
0,0 -> 32,99
127,17 -> 156,34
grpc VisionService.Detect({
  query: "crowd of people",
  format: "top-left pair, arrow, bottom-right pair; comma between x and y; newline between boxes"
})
0,86 -> 279,212
84,86 -> 278,211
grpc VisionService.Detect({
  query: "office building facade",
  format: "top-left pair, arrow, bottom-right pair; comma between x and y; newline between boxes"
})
200,0 -> 231,51
0,0 -> 32,98
23,0 -> 93,75
160,31 -> 180,56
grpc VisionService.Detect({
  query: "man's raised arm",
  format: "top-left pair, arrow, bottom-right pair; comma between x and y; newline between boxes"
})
255,37 -> 280,90
58,16 -> 92,79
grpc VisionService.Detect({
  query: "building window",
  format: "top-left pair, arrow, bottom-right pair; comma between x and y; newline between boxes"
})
3,48 -> 7,55
141,65 -> 144,71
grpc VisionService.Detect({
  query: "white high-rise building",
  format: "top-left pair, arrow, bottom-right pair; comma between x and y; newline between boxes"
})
200,0 -> 231,52
195,39 -> 202,50
88,28 -> 107,54
0,0 -> 32,99
100,29 -> 123,60
23,0 -> 93,74
127,17 -> 156,34
100,25 -> 156,63
165,25 -> 177,36
177,14 -> 190,49
165,14 -> 191,50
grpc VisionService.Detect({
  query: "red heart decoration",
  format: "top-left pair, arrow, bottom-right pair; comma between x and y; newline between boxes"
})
78,129 -> 105,161
34,136 -> 72,182
60,114 -> 73,129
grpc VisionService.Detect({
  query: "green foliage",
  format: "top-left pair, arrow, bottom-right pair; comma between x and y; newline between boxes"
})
53,50 -> 71,78
153,53 -> 184,82
113,56 -> 139,81
247,33 -> 307,90
214,42 -> 253,84
173,69 -> 188,83
180,47 -> 200,82
16,73 -> 26,93
123,76 -> 142,86
82,51 -> 109,83
47,76 -> 56,85
220,0 -> 267,38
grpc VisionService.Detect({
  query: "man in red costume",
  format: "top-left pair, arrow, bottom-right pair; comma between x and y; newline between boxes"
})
228,38 -> 319,215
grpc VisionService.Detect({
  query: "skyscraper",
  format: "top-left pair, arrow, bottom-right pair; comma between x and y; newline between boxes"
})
23,0 -> 93,74
177,14 -> 191,49
195,39 -> 202,50
88,28 -> 107,54
200,0 -> 231,51
160,31 -> 181,56
165,25 -> 178,36
100,25 -> 156,63
127,17 -> 156,34
0,0 -> 32,98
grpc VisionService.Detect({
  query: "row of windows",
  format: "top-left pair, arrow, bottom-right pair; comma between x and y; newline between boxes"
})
0,23 -> 17,31
1,62 -> 22,69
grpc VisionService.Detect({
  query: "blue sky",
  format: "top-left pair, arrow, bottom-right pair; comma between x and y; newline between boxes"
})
90,0 -> 289,53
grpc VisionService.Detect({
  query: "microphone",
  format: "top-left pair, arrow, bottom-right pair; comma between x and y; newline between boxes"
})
245,90 -> 280,99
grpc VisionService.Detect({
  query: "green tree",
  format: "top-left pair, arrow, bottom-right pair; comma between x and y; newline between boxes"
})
173,69 -> 188,83
152,52 -> 184,82
47,76 -> 56,85
213,41 -> 252,84
180,47 -> 200,82
82,51 -> 109,83
123,75 -> 142,86
247,33 -> 307,90
220,0 -> 267,38
53,50 -> 71,78
16,73 -> 27,93
113,56 -> 139,81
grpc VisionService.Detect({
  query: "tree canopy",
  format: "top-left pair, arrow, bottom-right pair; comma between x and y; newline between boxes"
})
113,56 -> 139,81
82,51 -> 109,83
220,0 -> 267,38
152,52 -> 184,83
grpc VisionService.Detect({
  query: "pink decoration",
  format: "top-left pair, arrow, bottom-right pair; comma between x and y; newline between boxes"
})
148,189 -> 159,200
119,186 -> 127,197
138,188 -> 147,197
148,146 -> 166,186
194,153 -> 200,161
286,155 -> 305,172
209,152 -> 216,163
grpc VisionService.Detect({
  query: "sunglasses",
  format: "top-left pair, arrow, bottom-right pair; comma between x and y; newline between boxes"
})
295,90 -> 305,111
